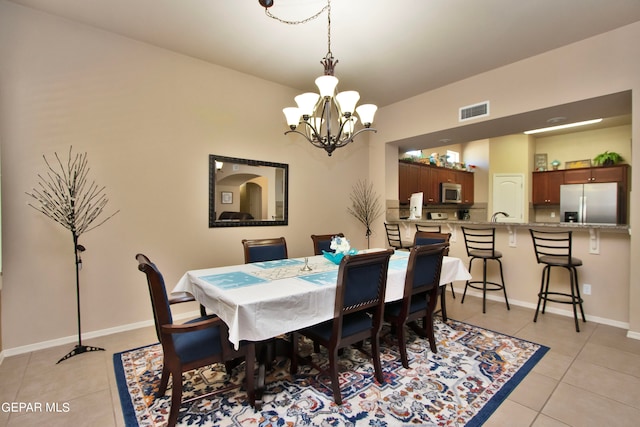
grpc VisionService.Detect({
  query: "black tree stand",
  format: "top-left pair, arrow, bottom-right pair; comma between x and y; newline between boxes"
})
57,238 -> 104,364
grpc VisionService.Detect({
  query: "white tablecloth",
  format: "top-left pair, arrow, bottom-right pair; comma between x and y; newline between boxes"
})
173,250 -> 471,348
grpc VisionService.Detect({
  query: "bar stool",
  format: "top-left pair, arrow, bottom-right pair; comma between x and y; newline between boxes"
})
461,226 -> 510,313
384,223 -> 414,250
529,229 -> 586,332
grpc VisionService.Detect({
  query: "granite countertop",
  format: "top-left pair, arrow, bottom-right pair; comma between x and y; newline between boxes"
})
395,219 -> 630,233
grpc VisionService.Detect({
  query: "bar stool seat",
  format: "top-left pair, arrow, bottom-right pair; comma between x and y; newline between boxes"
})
529,229 -> 585,332
461,226 -> 510,313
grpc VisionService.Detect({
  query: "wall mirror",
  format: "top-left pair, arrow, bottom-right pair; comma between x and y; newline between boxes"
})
209,155 -> 288,227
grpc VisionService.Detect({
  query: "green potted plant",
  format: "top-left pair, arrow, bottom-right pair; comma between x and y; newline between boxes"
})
593,151 -> 623,166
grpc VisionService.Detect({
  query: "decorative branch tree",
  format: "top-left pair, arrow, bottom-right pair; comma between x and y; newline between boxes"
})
347,179 -> 383,249
26,147 -> 119,363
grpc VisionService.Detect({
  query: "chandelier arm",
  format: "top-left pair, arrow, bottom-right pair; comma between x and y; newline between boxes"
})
333,128 -> 378,148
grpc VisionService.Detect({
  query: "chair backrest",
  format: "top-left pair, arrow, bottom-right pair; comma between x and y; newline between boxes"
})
529,229 -> 573,264
461,226 -> 497,257
415,224 -> 442,233
332,249 -> 394,333
311,233 -> 344,255
135,254 -> 173,343
384,223 -> 405,249
242,237 -> 288,263
403,243 -> 448,303
414,231 -> 451,247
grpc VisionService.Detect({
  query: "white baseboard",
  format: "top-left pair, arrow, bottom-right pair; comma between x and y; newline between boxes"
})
452,287 -> 631,330
1,310 -> 200,359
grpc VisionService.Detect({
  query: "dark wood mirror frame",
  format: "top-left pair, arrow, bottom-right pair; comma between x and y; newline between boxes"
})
209,155 -> 289,227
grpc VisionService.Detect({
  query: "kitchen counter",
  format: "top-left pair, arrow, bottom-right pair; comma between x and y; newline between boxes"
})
392,219 -> 630,234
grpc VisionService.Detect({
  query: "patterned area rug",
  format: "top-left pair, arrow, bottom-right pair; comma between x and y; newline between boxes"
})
113,319 -> 548,426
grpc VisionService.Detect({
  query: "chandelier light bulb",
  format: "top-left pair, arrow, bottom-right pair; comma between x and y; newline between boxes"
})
335,91 -> 360,115
283,107 -> 301,129
356,104 -> 378,127
315,75 -> 339,98
294,93 -> 320,117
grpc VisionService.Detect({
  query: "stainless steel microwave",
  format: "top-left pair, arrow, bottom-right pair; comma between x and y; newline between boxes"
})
441,182 -> 462,204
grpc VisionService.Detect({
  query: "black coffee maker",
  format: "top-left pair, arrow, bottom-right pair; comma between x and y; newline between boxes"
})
458,209 -> 470,220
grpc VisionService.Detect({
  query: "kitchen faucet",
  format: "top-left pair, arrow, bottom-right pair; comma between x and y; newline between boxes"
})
491,211 -> 509,222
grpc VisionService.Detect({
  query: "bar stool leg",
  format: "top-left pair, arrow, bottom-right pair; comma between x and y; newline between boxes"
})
482,259 -> 488,314
497,259 -> 510,310
573,267 -> 586,323
461,258 -> 476,304
568,266 -> 581,332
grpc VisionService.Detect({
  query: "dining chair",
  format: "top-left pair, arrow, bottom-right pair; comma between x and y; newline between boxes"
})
290,249 -> 394,405
413,231 -> 455,320
384,223 -> 413,250
384,243 -> 447,368
135,254 -> 256,426
415,224 -> 442,233
461,227 -> 510,314
311,233 -> 345,255
241,237 -> 288,263
529,229 -> 586,332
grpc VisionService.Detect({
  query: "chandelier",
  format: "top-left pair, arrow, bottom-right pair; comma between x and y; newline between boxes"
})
263,0 -> 378,156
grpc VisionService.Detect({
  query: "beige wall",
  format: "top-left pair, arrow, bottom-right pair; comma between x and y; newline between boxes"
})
535,124 -> 632,167
0,2 -> 372,352
372,22 -> 640,337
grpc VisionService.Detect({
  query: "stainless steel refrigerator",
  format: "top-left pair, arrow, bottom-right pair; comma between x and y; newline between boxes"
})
560,182 -> 618,224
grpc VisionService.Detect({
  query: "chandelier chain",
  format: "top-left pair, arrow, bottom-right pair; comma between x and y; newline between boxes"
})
264,2 -> 329,26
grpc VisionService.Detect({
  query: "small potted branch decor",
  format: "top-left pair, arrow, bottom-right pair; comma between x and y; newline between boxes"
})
347,179 -> 382,249
26,147 -> 119,363
593,151 -> 623,166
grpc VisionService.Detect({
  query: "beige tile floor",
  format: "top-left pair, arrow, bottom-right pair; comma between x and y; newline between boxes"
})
1,292 -> 640,427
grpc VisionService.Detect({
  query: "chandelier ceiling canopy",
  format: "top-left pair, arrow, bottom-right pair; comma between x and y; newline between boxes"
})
261,0 -> 377,156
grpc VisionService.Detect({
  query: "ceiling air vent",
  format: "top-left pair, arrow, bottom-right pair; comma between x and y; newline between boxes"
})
459,101 -> 490,122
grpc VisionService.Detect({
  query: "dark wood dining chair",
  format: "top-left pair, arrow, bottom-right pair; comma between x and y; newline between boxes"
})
135,254 -> 256,426
413,231 -> 455,320
310,233 -> 344,255
384,243 -> 447,368
384,223 -> 413,250
290,249 -> 394,405
241,237 -> 288,263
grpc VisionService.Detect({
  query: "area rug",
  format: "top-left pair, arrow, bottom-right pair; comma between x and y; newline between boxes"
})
113,319 -> 548,426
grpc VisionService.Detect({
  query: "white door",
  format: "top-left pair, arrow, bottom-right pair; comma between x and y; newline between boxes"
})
492,174 -> 524,222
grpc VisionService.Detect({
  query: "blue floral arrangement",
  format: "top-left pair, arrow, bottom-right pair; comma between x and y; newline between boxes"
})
322,236 -> 357,264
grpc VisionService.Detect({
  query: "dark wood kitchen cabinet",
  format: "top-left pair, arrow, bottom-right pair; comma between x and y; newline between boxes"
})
399,161 -> 474,205
532,170 -> 564,205
563,164 -> 629,184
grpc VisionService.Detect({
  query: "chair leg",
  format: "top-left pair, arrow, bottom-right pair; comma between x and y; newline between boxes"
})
440,285 -> 448,322
158,365 -> 170,397
371,334 -> 385,384
496,259 -> 510,310
449,283 -> 456,299
541,267 -> 552,314
397,321 -> 409,369
289,332 -> 299,374
328,348 -> 342,405
168,370 -> 182,427
244,344 -> 256,407
424,314 -> 437,353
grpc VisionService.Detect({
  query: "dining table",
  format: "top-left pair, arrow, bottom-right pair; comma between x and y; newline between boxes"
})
173,249 -> 472,350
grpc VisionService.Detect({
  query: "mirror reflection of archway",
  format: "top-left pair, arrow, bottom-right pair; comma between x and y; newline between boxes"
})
241,180 -> 265,220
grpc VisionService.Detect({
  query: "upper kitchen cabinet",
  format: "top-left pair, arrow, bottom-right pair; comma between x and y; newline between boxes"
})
398,161 -> 421,204
399,160 -> 474,205
563,164 -> 629,184
532,170 -> 564,205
